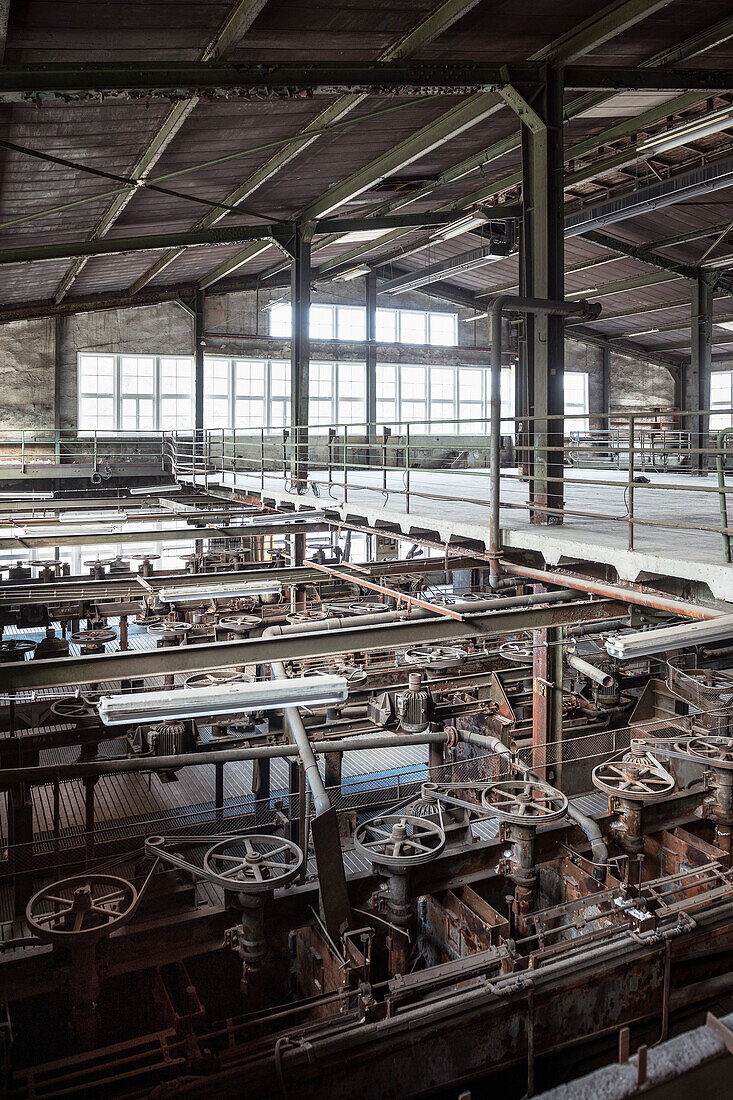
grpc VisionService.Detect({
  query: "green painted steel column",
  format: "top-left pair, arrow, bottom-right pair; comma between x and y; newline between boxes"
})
194,288 -> 205,430
520,66 -> 565,524
686,270 -> 715,475
366,271 -> 378,456
290,222 -> 313,489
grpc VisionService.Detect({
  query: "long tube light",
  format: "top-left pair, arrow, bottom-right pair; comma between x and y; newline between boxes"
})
431,212 -> 488,242
246,511 -> 327,525
0,491 -> 54,500
158,579 -> 282,603
333,264 -> 371,281
605,614 -> 733,660
98,674 -> 349,725
129,484 -> 182,495
639,105 -> 733,156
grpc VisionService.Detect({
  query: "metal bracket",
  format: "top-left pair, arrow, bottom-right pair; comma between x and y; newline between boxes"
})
706,1012 -> 733,1054
497,84 -> 545,133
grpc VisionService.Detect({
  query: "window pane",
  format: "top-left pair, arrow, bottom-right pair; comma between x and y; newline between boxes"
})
401,365 -> 426,400
204,396 -> 230,428
310,362 -> 333,399
458,369 -> 482,403
310,305 -> 334,340
160,357 -> 193,395
376,400 -> 397,425
269,303 -> 292,337
120,356 -> 154,395
235,359 -> 265,397
399,310 -> 427,345
376,308 -> 397,343
205,358 -> 231,396
429,312 -> 457,346
79,354 -> 114,395
271,400 -> 291,427
160,396 -> 193,430
80,396 -> 114,430
430,367 -> 454,402
564,372 -> 589,433
235,399 -> 265,428
336,306 -> 365,341
270,361 -> 290,398
337,362 -> 365,399
376,364 -> 397,400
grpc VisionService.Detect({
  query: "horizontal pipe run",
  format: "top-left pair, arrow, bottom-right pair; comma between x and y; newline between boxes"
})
0,731 -> 451,787
567,653 -> 613,687
498,560 -> 721,621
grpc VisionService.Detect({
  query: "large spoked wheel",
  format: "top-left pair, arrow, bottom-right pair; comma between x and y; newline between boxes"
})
481,778 -> 568,824
403,645 -> 467,669
148,621 -> 192,640
592,750 -> 675,801
286,609 -> 329,625
0,639 -> 36,659
184,669 -> 252,688
353,814 -> 445,869
70,628 -> 117,647
498,639 -> 534,665
50,695 -> 97,725
203,835 -> 303,893
26,875 -> 137,945
684,735 -> 733,767
217,613 -> 263,633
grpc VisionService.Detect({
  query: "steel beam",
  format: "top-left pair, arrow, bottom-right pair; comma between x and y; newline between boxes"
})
51,0 -> 271,303
127,0 -> 484,294
684,271 -> 715,474
378,245 -> 510,293
194,289 -> 205,430
291,224 -> 312,488
520,68 -> 566,526
581,229 -> 733,296
0,598 -> 617,690
1,62 -> 730,102
365,271 -> 378,446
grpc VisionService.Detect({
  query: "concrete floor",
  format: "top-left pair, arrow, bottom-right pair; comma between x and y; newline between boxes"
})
202,465 -> 733,602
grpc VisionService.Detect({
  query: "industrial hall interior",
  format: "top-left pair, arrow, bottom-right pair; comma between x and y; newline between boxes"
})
7,2 -> 733,1098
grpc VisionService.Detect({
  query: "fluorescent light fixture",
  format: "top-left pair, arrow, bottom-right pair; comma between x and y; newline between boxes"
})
333,264 -> 371,282
0,491 -> 54,500
129,484 -> 182,495
59,510 -> 127,523
158,579 -> 282,603
246,511 -> 326,526
431,212 -> 488,242
98,674 -> 349,725
605,613 -> 733,659
639,105 -> 733,157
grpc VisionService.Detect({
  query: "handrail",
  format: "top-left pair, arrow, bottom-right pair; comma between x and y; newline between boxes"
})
716,425 -> 733,562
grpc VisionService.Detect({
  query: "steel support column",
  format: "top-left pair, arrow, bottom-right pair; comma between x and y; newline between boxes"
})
366,271 -> 378,455
194,289 -> 205,430
520,67 -> 565,524
685,271 -> 714,475
290,223 -> 313,489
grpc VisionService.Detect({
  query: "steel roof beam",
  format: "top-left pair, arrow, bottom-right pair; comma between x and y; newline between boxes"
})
305,15 -> 733,282
0,1 -> 9,63
2,62 -> 730,101
126,0 -> 485,294
50,0 -> 271,304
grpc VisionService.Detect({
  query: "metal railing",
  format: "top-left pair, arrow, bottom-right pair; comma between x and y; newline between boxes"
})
163,407 -> 733,563
0,428 -> 167,476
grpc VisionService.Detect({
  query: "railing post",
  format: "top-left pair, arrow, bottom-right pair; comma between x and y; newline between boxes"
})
261,427 -> 265,491
20,429 -> 25,474
406,423 -> 411,514
627,414 -> 635,551
343,425 -> 348,503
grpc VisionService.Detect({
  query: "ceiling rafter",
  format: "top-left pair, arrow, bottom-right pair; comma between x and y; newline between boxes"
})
51,0 -> 271,305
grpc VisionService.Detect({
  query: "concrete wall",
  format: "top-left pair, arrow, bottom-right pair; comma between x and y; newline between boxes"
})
0,317 -> 56,428
0,282 -> 668,432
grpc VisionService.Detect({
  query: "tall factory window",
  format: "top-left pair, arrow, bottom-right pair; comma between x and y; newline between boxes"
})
337,362 -> 366,423
78,354 -> 194,432
711,370 -> 733,429
268,302 -> 457,346
564,372 -> 590,433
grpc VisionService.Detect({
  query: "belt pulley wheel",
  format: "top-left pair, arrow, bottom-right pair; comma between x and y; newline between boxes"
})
70,628 -> 116,646
353,813 -> 445,869
26,874 -> 137,944
147,621 -> 192,640
592,749 -> 674,801
203,835 -> 303,893
481,778 -> 568,823
184,669 -> 252,688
